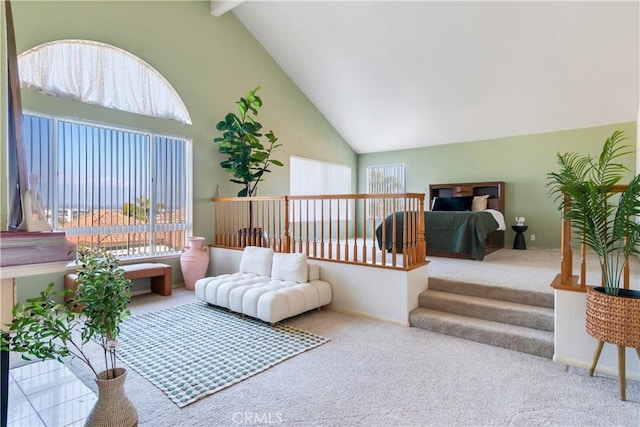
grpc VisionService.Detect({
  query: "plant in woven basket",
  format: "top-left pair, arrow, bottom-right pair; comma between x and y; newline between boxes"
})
1,248 -> 132,380
546,130 -> 640,295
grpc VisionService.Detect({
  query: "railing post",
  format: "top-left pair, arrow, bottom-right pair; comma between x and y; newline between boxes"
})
418,196 -> 426,261
283,196 -> 291,253
560,193 -> 573,286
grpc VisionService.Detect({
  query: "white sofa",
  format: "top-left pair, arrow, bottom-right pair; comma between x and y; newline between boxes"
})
194,246 -> 332,323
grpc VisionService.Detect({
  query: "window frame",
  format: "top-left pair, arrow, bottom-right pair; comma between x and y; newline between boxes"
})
22,110 -> 193,260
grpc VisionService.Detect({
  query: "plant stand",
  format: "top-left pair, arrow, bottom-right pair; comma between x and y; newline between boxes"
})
588,340 -> 640,401
585,287 -> 640,401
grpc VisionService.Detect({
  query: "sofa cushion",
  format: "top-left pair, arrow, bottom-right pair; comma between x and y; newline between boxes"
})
271,252 -> 308,283
239,246 -> 274,276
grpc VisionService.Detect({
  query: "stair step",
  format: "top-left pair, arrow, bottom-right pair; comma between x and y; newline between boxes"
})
428,277 -> 554,308
409,307 -> 554,359
419,290 -> 554,332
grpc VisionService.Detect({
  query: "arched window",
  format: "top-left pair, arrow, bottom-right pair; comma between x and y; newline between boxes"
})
18,40 -> 192,259
18,39 -> 192,124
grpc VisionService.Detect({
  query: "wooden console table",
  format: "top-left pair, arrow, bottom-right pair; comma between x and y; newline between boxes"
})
1,261 -> 70,331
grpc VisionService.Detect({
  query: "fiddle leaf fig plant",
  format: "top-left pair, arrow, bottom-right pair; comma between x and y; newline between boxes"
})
547,130 -> 640,295
1,249 -> 132,379
213,86 -> 283,197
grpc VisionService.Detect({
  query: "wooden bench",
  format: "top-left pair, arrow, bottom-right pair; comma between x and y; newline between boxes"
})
65,262 -> 173,305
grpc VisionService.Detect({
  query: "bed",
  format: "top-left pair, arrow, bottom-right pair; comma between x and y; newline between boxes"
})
376,181 -> 506,260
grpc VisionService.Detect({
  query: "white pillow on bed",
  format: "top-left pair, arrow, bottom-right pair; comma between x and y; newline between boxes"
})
472,195 -> 490,211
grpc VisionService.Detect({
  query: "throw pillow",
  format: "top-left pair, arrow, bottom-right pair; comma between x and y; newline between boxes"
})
239,246 -> 274,276
472,195 -> 490,211
432,196 -> 474,211
271,252 -> 308,283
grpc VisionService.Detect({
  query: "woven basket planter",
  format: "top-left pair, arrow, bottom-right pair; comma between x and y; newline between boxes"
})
585,287 -> 640,348
85,368 -> 138,427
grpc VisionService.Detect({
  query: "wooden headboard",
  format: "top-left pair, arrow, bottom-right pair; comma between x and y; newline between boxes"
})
428,181 -> 505,213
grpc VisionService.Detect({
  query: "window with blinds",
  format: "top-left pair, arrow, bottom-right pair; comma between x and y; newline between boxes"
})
290,156 -> 352,221
23,113 -> 191,259
366,163 -> 406,219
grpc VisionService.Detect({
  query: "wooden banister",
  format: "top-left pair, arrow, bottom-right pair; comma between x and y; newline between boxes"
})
551,185 -> 632,292
211,193 -> 428,270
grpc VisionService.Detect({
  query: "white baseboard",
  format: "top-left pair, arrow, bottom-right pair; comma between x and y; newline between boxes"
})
553,354 -> 640,382
328,305 -> 409,327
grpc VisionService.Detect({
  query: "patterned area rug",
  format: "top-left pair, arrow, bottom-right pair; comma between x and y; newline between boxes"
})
117,301 -> 329,407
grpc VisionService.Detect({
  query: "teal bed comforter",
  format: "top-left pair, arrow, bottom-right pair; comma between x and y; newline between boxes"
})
375,211 -> 500,260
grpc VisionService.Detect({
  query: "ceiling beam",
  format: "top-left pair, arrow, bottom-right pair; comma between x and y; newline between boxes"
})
210,1 -> 244,17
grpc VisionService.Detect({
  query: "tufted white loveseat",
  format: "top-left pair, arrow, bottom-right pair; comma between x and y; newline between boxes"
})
194,246 -> 332,324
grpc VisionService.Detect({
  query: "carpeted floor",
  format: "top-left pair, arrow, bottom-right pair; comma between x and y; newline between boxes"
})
10,249 -> 640,426
427,247 -> 640,293
65,282 -> 638,426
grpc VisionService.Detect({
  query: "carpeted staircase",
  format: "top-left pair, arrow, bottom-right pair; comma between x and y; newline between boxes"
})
409,277 -> 554,358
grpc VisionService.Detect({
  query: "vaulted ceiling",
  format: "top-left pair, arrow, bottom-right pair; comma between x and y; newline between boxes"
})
215,1 -> 639,154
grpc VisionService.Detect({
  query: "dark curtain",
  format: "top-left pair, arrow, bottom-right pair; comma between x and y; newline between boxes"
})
6,0 -> 26,230
3,4 -> 25,427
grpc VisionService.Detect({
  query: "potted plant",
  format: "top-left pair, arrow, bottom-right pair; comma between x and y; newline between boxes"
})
213,86 -> 283,245
214,85 -> 283,198
1,249 -> 138,426
547,130 -> 640,398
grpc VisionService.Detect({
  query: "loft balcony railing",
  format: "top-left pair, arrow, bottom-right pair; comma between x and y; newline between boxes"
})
211,193 -> 427,270
551,185 -> 633,291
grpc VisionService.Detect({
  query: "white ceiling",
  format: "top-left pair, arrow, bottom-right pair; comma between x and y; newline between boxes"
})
224,1 -> 639,154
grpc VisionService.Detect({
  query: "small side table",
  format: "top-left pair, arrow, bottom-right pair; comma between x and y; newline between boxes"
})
512,225 -> 528,250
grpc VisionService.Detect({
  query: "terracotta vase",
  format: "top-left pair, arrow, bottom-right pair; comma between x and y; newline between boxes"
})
180,236 -> 209,290
85,368 -> 138,427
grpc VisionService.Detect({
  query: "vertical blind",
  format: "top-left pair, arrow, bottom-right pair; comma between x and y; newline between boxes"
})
290,156 -> 352,222
366,164 -> 406,219
22,113 -> 190,258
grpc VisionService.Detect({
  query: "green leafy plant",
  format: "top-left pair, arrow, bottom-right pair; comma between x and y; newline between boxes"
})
213,86 -> 283,197
547,130 -> 640,295
1,249 -> 132,379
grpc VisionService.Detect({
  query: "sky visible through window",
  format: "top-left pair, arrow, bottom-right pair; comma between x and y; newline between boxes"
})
23,114 -> 189,257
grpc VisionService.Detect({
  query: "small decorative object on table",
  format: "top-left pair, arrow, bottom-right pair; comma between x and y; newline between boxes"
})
180,236 -> 210,290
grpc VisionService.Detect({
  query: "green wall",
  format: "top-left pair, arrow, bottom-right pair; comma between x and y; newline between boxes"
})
358,122 -> 638,250
358,122 -> 637,248
5,1 -> 356,301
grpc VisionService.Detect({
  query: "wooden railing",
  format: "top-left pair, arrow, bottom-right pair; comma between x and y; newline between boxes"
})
551,185 -> 632,292
211,193 -> 427,270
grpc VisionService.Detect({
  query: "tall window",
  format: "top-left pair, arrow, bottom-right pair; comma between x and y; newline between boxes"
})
366,164 -> 406,219
23,113 -> 191,259
290,156 -> 351,221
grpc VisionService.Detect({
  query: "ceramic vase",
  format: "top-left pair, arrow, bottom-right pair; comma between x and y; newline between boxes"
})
180,236 -> 209,290
85,368 -> 138,427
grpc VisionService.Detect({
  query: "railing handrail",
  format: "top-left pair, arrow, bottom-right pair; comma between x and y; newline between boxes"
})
212,193 -> 426,203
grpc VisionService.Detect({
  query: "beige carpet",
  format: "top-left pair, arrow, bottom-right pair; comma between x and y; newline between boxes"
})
51,286 -> 638,427
9,250 -> 640,426
427,248 -> 640,293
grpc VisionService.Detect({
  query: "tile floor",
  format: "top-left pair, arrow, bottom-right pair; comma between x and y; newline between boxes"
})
7,359 -> 96,427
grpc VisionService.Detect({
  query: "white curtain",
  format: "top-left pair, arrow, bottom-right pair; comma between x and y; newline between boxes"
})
18,39 -> 192,124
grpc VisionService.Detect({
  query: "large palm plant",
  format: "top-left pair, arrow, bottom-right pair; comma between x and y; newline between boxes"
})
547,130 -> 640,295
